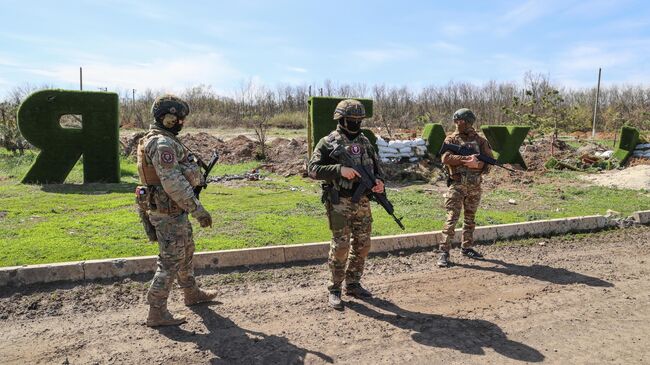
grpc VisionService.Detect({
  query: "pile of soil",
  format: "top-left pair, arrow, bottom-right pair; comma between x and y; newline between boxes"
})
380,159 -> 443,183
119,131 -> 642,184
627,156 -> 650,167
519,137 -> 575,172
264,138 -> 309,176
120,132 -> 309,176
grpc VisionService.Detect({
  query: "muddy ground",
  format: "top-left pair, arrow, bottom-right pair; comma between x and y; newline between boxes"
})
1,227 -> 649,364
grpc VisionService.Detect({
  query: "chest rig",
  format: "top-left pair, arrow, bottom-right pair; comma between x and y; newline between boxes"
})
448,134 -> 482,185
136,132 -> 202,187
328,130 -> 375,191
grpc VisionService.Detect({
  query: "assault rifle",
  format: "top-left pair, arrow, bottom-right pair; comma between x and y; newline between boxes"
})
194,150 -> 219,198
438,143 -> 518,172
330,146 -> 405,230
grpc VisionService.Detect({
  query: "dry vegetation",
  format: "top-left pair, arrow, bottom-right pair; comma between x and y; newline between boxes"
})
2,72 -> 650,152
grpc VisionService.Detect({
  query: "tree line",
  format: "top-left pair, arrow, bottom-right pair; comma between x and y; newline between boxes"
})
2,72 -> 649,152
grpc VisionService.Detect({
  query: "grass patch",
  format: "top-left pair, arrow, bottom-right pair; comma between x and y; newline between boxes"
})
1,151 -> 649,266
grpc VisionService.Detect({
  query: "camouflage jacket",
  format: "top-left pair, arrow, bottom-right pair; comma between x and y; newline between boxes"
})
137,125 -> 204,214
307,127 -> 383,195
441,128 -> 494,180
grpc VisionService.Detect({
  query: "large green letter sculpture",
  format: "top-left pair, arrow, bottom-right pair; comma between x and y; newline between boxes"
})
480,126 -> 529,169
18,89 -> 120,184
308,96 -> 374,158
612,126 -> 639,165
422,123 -> 446,155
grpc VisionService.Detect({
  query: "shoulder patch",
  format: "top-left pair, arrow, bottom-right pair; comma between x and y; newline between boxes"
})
158,146 -> 176,167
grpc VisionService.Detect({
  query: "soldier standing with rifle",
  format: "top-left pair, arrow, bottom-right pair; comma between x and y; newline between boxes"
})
307,99 -> 385,310
135,94 -> 217,327
437,108 -> 494,268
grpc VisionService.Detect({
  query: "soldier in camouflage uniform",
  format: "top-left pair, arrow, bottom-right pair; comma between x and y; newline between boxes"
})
437,108 -> 494,267
136,94 -> 217,327
307,99 -> 385,309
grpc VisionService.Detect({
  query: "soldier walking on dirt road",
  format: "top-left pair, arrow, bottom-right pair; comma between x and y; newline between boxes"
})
307,99 -> 385,309
136,94 -> 217,327
437,108 -> 494,267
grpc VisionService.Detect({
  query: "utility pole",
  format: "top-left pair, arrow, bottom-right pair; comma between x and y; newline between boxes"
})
79,67 -> 83,91
591,67 -> 602,139
132,89 -> 136,108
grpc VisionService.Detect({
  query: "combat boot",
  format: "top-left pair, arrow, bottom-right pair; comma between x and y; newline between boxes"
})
345,283 -> 372,298
437,252 -> 450,268
146,305 -> 186,327
328,291 -> 343,310
183,286 -> 218,306
461,247 -> 484,259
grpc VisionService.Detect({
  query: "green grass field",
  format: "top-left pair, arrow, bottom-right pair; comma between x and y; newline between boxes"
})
1,150 -> 649,267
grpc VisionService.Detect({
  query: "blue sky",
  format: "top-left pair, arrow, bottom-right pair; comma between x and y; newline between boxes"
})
1,0 -> 649,98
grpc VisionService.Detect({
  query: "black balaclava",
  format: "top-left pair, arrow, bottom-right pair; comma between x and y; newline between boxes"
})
339,118 -> 362,138
154,114 -> 183,135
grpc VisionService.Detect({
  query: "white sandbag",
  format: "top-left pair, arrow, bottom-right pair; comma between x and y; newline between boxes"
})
413,138 -> 426,146
634,143 -> 650,150
379,152 -> 400,158
398,147 -> 413,154
376,137 -> 389,147
378,146 -> 399,154
596,150 -> 614,158
409,157 -> 420,162
415,146 -> 428,156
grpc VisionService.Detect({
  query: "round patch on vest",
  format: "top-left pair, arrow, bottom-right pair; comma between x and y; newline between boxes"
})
161,151 -> 175,164
349,144 -> 362,155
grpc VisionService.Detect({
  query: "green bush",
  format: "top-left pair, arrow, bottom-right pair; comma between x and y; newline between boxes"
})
268,111 -> 307,129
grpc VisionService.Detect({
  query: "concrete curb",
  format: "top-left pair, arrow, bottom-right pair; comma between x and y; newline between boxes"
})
633,210 -> 650,225
0,212 -> 644,287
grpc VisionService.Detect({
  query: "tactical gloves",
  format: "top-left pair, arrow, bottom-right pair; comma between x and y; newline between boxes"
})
191,204 -> 212,228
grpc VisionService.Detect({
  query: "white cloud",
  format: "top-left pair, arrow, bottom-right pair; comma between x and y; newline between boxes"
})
440,24 -> 466,37
352,46 -> 418,63
430,41 -> 464,54
286,66 -> 307,73
558,45 -> 633,72
24,52 -> 243,95
495,0 -> 559,35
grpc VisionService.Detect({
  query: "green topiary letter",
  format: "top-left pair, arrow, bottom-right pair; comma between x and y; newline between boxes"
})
308,97 -> 374,157
612,126 -> 639,165
421,123 -> 446,155
18,89 -> 120,184
480,125 -> 529,169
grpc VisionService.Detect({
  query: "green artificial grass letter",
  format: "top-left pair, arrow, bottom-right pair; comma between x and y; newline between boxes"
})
480,126 -> 530,169
18,89 -> 120,184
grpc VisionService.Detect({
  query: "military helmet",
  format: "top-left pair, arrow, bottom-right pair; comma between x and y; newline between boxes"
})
151,94 -> 190,127
333,99 -> 366,120
452,108 -> 476,124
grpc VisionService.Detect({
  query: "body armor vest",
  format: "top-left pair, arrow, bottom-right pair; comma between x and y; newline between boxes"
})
137,136 -> 161,185
328,130 -> 376,191
136,131 -> 203,187
446,133 -> 483,184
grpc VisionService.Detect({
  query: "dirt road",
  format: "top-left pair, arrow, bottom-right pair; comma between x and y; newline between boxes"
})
2,227 -> 649,364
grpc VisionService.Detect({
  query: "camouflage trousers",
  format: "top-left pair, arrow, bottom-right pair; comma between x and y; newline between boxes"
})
325,196 -> 373,292
440,182 -> 482,252
146,211 -> 197,308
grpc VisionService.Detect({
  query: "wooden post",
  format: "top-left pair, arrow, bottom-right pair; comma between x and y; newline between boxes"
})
591,67 -> 601,139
